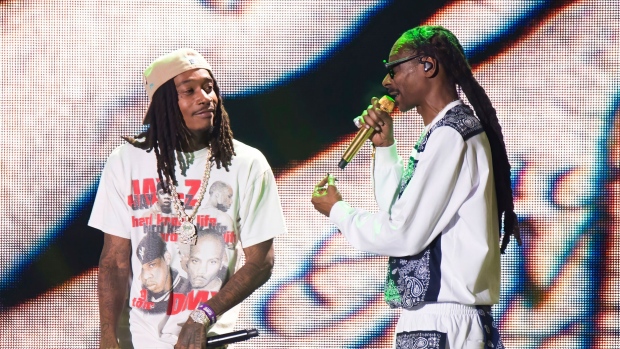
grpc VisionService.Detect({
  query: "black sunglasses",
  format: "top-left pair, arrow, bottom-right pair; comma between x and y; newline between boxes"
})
383,54 -> 423,78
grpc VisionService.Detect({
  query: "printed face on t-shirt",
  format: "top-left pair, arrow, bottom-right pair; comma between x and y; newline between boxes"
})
187,233 -> 225,289
215,187 -> 233,212
140,255 -> 171,293
156,188 -> 172,214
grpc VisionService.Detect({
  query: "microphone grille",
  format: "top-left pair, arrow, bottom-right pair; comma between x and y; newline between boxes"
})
378,95 -> 395,113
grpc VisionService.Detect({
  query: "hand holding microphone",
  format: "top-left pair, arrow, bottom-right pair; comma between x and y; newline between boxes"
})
312,96 -> 394,218
338,95 -> 395,169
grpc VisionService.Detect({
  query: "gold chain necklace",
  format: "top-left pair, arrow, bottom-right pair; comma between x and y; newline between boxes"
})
169,147 -> 212,245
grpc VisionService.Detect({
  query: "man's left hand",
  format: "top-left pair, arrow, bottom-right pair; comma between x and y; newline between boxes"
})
174,319 -> 206,349
311,174 -> 342,217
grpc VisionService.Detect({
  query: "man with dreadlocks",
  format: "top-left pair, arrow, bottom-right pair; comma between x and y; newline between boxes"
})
312,26 -> 520,348
90,48 -> 286,349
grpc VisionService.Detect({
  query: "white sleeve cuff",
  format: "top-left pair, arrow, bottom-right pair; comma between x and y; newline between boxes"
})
374,142 -> 400,168
328,200 -> 354,228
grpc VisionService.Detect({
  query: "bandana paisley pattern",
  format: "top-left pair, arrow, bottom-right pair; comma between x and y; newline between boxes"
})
477,305 -> 505,349
395,331 -> 446,349
384,249 -> 431,309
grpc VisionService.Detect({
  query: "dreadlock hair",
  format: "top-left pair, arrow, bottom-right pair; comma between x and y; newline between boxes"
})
124,70 -> 235,194
399,25 -> 521,253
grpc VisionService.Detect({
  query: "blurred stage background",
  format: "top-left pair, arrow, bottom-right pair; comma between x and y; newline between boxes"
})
1,0 -> 618,347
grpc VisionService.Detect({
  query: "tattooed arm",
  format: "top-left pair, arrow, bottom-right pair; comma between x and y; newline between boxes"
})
175,238 -> 274,349
209,238 -> 274,314
98,233 -> 132,349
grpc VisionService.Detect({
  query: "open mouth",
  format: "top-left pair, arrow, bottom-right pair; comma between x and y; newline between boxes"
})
388,92 -> 399,105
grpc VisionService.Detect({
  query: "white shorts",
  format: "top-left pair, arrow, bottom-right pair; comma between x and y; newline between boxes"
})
393,303 -> 491,349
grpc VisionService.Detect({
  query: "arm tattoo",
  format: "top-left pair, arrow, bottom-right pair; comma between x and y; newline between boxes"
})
98,234 -> 132,342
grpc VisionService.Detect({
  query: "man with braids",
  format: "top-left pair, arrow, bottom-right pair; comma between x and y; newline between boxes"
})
312,25 -> 520,348
90,48 -> 286,349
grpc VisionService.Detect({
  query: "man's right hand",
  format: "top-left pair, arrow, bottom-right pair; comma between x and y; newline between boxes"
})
174,318 -> 207,349
358,96 -> 395,147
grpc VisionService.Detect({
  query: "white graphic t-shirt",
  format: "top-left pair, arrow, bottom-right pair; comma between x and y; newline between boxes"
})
89,139 -> 286,348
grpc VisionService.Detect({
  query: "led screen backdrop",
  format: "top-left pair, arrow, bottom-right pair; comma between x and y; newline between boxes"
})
1,0 -> 619,348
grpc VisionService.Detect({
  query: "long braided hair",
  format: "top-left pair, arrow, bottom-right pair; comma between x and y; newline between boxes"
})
400,25 -> 520,253
124,70 -> 235,193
